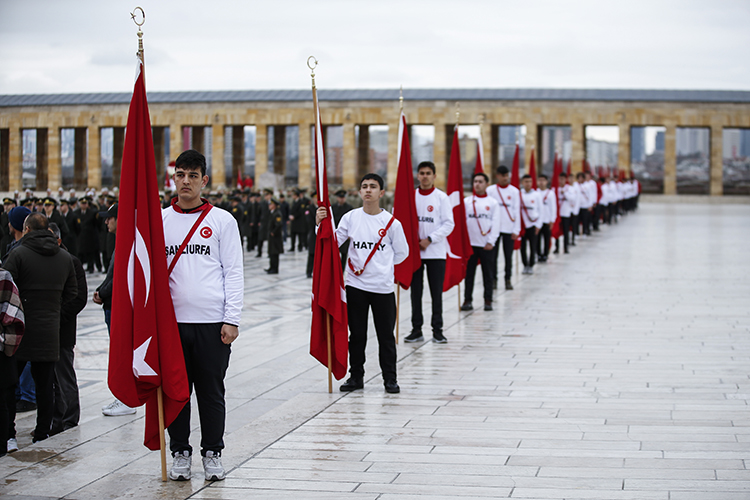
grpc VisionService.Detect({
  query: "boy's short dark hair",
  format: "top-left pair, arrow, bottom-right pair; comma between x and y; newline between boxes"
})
496,165 -> 509,175
576,172 -> 585,180
360,173 -> 384,190
417,161 -> 436,174
521,174 -> 532,181
175,149 -> 207,177
473,172 -> 489,183
538,174 -> 548,180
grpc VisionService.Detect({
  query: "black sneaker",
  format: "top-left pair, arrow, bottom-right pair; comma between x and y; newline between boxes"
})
16,400 -> 37,412
460,301 -> 473,311
484,301 -> 493,311
384,380 -> 400,393
339,377 -> 364,392
505,279 -> 513,290
432,332 -> 447,344
404,331 -> 424,343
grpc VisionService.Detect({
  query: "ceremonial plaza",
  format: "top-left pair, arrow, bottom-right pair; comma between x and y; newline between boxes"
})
1,87 -> 750,500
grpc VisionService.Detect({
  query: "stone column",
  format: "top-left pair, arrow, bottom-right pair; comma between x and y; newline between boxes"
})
152,127 -> 165,184
8,126 -> 21,192
570,122 -> 584,174
211,124 -> 224,190
525,123 -> 538,176
273,125 -> 287,176
663,124 -> 676,195
39,128 -> 53,191
255,124 -> 268,180
0,129 -> 9,191
618,123 -> 631,174
433,123 -> 447,190
343,123 -> 357,188
169,124 -> 182,163
297,121 -> 311,189
113,128 -> 125,188
88,126 -> 101,189
710,125 -> 723,196
74,128 -> 87,190
386,121 -> 398,191
354,125 -> 369,184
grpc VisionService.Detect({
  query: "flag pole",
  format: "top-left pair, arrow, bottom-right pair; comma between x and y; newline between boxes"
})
131,6 -> 167,482
326,312 -> 332,393
395,88 -> 404,344
396,286 -> 400,343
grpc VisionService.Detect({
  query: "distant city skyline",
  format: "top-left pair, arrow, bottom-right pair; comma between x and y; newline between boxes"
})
1,0 -> 749,95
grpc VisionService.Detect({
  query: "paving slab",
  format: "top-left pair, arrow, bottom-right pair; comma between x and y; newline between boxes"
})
1,202 -> 749,499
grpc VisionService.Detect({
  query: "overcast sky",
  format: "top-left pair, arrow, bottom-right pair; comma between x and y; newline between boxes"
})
1,0 -> 749,95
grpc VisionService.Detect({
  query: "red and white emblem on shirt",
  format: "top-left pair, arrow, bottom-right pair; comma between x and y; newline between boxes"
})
531,200 -> 535,204
200,226 -> 212,238
507,196 -> 511,200
378,228 -> 387,237
485,206 -> 490,210
427,205 -> 434,212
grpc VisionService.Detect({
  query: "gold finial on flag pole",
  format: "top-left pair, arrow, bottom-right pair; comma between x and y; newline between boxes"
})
399,86 -> 404,112
308,56 -> 318,89
131,7 -> 145,59
455,102 -> 460,127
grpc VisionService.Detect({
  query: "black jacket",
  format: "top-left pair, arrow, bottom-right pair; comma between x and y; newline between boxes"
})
60,254 -> 87,348
3,230 -> 78,362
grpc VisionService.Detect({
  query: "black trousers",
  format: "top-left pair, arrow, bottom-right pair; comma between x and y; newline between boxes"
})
571,214 -> 579,241
521,228 -> 538,267
15,359 -> 55,442
410,259 -> 446,335
168,322 -> 231,457
492,233 -> 515,282
560,216 -> 571,252
592,205 -> 600,231
609,203 -> 618,223
268,254 -> 279,272
290,231 -> 306,251
0,353 -> 16,456
580,208 -> 591,235
346,286 -> 397,383
465,246 -> 494,303
537,223 -> 551,258
53,345 -> 80,432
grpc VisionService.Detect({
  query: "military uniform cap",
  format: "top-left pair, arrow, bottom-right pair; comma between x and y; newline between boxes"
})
335,189 -> 347,197
43,197 -> 57,206
263,188 -> 273,195
2,197 -> 15,205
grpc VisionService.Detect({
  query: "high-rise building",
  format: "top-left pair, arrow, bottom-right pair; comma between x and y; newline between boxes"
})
631,127 -> 646,162
654,131 -> 665,152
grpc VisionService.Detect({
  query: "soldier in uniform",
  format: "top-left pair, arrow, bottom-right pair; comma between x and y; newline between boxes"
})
265,198 -> 283,274
74,196 -> 101,273
60,199 -> 80,257
256,188 -> 272,258
229,196 -> 244,232
331,189 -> 353,269
289,189 -> 309,252
0,198 -> 16,255
42,197 -> 69,242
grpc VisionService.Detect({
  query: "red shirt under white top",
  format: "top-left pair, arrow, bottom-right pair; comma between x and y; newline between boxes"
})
463,193 -> 500,248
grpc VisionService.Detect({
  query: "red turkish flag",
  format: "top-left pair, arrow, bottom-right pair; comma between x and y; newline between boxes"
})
528,148 -> 538,190
510,144 -> 522,250
309,84 -> 348,381
108,56 -> 188,451
551,153 -> 563,239
443,127 -> 472,292
393,112 -> 421,289
472,131 -> 484,195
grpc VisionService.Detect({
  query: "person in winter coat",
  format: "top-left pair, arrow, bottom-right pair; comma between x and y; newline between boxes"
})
2,213 -> 77,443
265,199 -> 283,274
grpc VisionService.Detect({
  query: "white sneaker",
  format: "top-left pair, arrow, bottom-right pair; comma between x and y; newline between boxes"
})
202,451 -> 226,481
169,451 -> 192,481
102,399 -> 137,416
7,438 -> 18,453
527,266 -> 534,274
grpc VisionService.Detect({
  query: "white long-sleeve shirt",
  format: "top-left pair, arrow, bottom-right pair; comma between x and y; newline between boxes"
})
558,184 -> 575,217
487,184 -> 521,235
519,189 -> 543,229
336,208 -> 409,294
577,181 -> 593,209
163,203 -> 244,326
570,182 -> 581,215
464,194 -> 500,248
539,188 -> 558,224
414,187 -> 454,260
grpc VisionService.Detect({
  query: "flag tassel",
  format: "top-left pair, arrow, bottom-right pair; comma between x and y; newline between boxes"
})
326,312 -> 332,394
157,386 -> 167,482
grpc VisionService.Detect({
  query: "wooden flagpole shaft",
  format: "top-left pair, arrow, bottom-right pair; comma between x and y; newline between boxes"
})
157,386 -> 167,482
515,249 -> 519,277
396,286 -> 400,343
326,312 -> 332,394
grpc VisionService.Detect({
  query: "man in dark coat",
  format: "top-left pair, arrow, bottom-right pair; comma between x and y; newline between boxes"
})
256,189 -> 272,258
305,190 -> 317,278
248,192 -> 261,252
0,198 -> 16,255
331,190 -> 353,269
3,213 -> 77,443
278,193 -> 290,244
49,223 -> 87,435
74,197 -> 101,273
289,189 -> 309,252
42,198 -> 69,241
59,199 -> 80,257
265,199 -> 284,274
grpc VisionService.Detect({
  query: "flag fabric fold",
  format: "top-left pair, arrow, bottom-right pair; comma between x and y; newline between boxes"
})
393,112 -> 421,289
108,56 -> 189,451
443,126 -> 472,292
309,87 -> 348,381
472,131 -> 484,194
551,153 -> 563,239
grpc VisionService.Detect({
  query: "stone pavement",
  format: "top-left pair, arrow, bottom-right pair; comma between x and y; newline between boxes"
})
1,201 -> 749,499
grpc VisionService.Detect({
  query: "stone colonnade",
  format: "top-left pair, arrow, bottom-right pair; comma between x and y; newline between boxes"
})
2,99 -> 749,195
